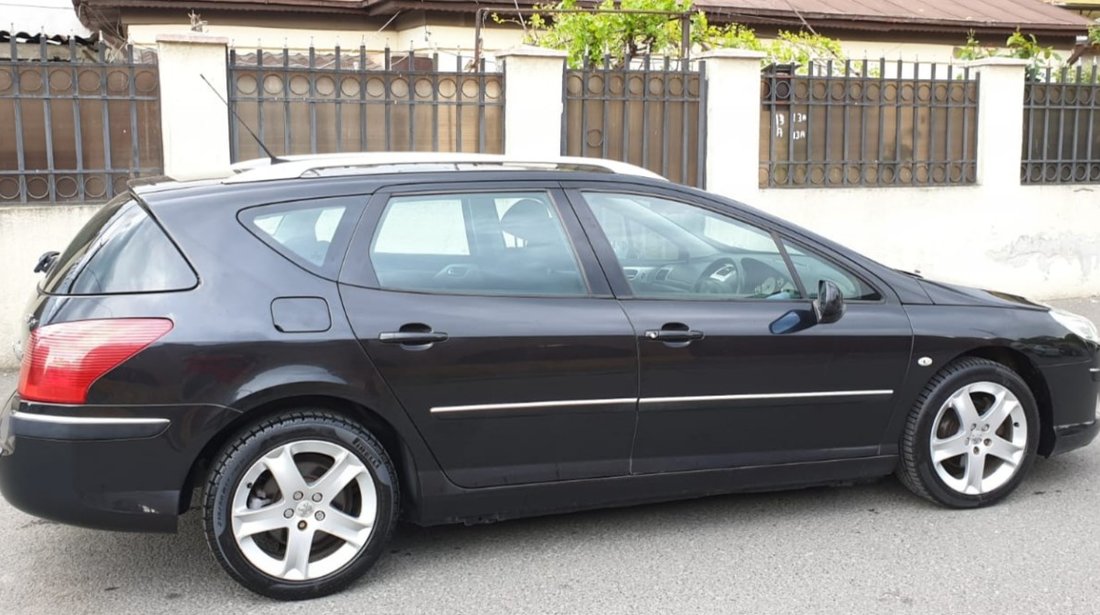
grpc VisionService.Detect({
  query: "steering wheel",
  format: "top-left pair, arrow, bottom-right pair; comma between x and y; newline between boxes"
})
432,263 -> 482,287
694,257 -> 742,295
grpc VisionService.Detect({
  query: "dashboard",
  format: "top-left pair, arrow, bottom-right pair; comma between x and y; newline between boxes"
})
622,253 -> 801,299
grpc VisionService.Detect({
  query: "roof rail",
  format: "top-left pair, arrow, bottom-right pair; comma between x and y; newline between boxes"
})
223,152 -> 666,184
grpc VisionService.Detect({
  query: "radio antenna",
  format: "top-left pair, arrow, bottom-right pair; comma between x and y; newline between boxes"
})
200,73 -> 285,164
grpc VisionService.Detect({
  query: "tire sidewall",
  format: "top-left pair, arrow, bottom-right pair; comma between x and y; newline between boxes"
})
205,415 -> 397,600
912,363 -> 1039,508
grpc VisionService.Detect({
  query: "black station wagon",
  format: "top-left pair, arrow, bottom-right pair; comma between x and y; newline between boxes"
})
2,153 -> 1098,599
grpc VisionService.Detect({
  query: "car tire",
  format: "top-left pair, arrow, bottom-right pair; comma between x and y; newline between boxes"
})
897,357 -> 1039,508
203,409 -> 399,600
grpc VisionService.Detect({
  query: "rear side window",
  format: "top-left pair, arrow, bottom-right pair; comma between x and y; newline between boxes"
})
42,196 -> 197,295
240,197 -> 360,277
368,192 -> 587,296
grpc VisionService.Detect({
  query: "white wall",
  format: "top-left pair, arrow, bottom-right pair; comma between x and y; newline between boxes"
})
0,204 -> 100,369
741,184 -> 1100,300
156,34 -> 231,177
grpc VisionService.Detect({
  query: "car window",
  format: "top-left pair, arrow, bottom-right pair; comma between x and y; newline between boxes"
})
372,198 -> 470,255
370,192 -> 587,296
583,192 -> 800,300
781,240 -> 882,301
41,196 -> 197,295
240,198 -> 360,278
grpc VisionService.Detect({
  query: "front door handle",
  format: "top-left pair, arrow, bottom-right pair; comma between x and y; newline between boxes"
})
644,323 -> 704,343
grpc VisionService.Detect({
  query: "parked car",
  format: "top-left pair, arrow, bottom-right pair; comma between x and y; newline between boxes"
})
2,153 -> 1098,600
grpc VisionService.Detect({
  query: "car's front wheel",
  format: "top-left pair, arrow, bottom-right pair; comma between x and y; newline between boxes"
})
897,357 -> 1039,508
203,410 -> 399,600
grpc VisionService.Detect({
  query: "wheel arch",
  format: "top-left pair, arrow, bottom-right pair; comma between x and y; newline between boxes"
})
179,390 -> 422,517
954,345 -> 1055,456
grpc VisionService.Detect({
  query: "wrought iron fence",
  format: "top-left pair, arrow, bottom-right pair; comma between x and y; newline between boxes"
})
760,60 -> 979,188
0,39 -> 162,204
227,47 -> 504,161
562,56 -> 706,188
1022,64 -> 1100,184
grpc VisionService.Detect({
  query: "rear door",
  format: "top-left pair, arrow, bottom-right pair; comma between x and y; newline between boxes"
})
338,182 -> 639,488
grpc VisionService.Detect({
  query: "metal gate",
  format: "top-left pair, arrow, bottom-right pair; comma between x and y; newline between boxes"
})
0,37 -> 162,204
227,46 -> 505,161
562,56 -> 706,188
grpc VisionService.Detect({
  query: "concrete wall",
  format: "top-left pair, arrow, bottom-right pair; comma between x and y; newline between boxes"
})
746,184 -> 1100,300
0,204 -> 100,368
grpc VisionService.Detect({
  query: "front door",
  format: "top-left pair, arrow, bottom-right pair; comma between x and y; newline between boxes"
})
567,185 -> 913,474
339,184 -> 638,488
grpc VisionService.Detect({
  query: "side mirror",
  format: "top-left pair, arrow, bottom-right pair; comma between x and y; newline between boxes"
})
812,280 -> 845,325
33,251 -> 60,274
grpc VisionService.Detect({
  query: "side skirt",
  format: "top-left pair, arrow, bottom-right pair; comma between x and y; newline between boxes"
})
408,455 -> 899,526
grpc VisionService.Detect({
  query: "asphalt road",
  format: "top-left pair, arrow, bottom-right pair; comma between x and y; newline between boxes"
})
1,297 -> 1098,614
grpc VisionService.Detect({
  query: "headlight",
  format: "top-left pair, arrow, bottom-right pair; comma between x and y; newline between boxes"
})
1050,308 -> 1100,345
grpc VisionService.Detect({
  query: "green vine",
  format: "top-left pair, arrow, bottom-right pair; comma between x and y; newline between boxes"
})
954,29 -> 1062,79
494,0 -> 845,71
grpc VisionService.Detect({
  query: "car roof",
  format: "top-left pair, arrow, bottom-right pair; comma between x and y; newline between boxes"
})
223,152 -> 666,184
129,153 -> 668,205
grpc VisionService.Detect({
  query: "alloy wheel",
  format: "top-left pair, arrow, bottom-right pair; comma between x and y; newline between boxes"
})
231,440 -> 378,581
929,381 -> 1027,495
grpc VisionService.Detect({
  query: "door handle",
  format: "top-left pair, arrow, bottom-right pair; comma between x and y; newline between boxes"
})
379,331 -> 448,344
644,323 -> 704,343
379,324 -> 449,346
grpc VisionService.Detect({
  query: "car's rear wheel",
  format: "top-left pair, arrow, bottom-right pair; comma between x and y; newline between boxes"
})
203,410 -> 398,600
897,357 -> 1039,508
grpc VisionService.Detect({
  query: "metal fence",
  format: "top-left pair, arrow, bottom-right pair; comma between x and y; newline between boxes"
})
760,60 -> 979,188
227,47 -> 504,161
562,56 -> 706,188
0,39 -> 162,204
1022,65 -> 1100,184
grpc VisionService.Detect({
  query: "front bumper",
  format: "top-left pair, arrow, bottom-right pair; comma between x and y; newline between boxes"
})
0,393 -> 240,533
1043,359 -> 1100,457
1051,417 -> 1100,456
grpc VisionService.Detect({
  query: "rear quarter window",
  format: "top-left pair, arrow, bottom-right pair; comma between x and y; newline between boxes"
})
42,195 -> 197,295
239,196 -> 363,278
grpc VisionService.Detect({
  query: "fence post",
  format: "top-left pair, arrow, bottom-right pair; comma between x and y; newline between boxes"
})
697,49 -> 766,200
496,46 -> 567,158
155,34 -> 231,176
968,57 -> 1029,190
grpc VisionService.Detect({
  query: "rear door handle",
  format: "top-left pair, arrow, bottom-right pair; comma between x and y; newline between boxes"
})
379,331 -> 448,344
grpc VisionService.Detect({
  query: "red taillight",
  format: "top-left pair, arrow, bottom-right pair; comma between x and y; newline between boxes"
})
17,318 -> 173,404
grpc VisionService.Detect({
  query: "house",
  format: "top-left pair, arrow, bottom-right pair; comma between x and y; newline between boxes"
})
71,0 -> 1094,60
1048,0 -> 1100,19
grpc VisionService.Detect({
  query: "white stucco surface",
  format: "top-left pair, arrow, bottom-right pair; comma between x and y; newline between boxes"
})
498,47 -> 568,158
0,204 -> 101,368
739,184 -> 1100,301
156,35 -> 232,177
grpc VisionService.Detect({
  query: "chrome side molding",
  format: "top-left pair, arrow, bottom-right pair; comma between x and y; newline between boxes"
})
431,390 -> 894,414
